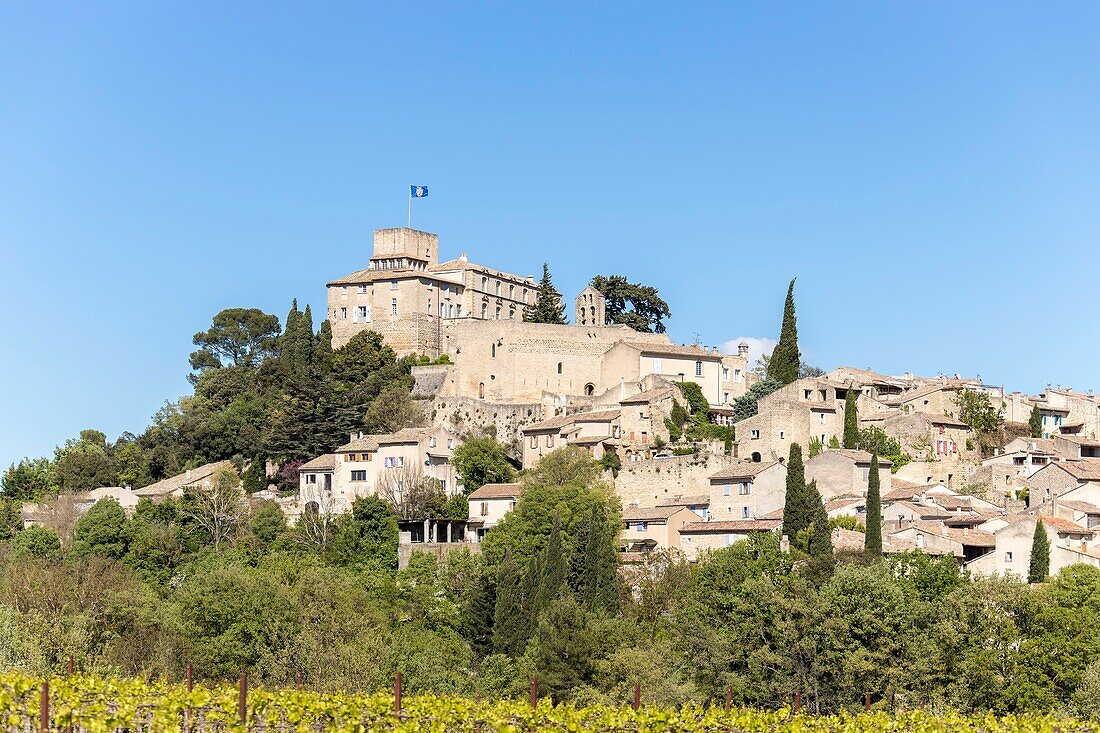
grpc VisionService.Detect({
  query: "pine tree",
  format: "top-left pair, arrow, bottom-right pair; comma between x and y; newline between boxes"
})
843,388 -> 859,449
782,443 -> 810,541
1029,405 -> 1043,439
524,263 -> 567,324
1029,519 -> 1050,583
766,278 -> 801,385
806,479 -> 832,558
864,453 -> 882,557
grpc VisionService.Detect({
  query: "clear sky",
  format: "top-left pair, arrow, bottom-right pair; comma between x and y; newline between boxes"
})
2,2 -> 1099,468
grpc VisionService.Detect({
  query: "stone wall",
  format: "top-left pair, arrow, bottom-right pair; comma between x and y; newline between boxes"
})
614,453 -> 740,508
430,396 -> 545,459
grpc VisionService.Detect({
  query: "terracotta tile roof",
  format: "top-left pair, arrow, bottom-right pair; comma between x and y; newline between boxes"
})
709,460 -> 781,481
300,454 -> 337,471
926,414 -> 970,428
1059,459 -> 1100,482
623,506 -> 684,522
890,477 -> 923,489
619,387 -> 675,405
522,409 -> 620,433
1059,500 -> 1100,515
133,460 -> 235,497
623,342 -> 721,359
1006,514 -> 1094,536
825,497 -> 864,512
568,435 -> 612,446
888,501 -> 950,520
680,519 -> 782,533
1058,434 -> 1100,448
657,494 -> 710,507
327,268 -> 430,286
882,487 -> 919,502
467,483 -> 524,500
336,428 -> 428,453
758,508 -> 784,520
904,522 -> 998,547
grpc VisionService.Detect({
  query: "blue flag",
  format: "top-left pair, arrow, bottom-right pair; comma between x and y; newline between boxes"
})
410,185 -> 429,198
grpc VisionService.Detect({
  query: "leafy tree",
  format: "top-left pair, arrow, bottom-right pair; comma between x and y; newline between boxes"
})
451,438 -> 515,493
72,498 -> 129,559
1029,520 -> 1050,583
11,525 -> 62,559
326,495 -> 399,573
523,263 -> 566,325
827,435 -> 841,449
524,597 -> 613,702
589,275 -> 672,333
855,426 -> 903,458
249,500 -> 288,546
781,443 -> 810,541
843,389 -> 859,449
190,307 -> 281,374
114,441 -> 150,489
766,279 -> 800,385
865,454 -> 882,557
1,458 -> 54,501
462,572 -> 496,658
955,389 -> 1005,455
184,467 -> 245,551
1029,405 -> 1044,438
808,436 -> 823,459
53,435 -> 117,492
362,385 -> 424,434
729,378 -> 781,422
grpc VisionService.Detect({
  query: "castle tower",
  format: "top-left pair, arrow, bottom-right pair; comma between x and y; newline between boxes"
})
576,285 -> 606,327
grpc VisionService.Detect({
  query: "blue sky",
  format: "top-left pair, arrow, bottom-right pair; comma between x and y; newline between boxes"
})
2,2 -> 1099,467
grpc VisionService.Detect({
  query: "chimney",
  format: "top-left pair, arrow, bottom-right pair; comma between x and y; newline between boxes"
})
459,253 -> 468,262
738,341 -> 750,358
185,469 -> 192,481
780,534 -> 791,553
916,533 -> 925,549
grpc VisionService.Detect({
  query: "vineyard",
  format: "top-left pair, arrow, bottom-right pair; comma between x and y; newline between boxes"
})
1,672 -> 1097,733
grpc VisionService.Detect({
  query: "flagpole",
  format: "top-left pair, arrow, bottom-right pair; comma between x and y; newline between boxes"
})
408,185 -> 412,228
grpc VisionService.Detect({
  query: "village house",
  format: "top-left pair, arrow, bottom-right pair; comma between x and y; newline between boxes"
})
678,519 -> 782,561
300,425 -> 460,514
656,494 -> 711,521
521,409 -> 622,467
984,437 -> 1065,478
1031,389 -> 1100,439
133,460 -> 236,501
706,460 -> 787,521
620,505 -> 699,553
1053,434 -> 1100,459
1026,458 -> 1100,509
966,515 -> 1098,577
599,341 -> 725,407
805,449 -> 893,502
465,482 -> 524,542
886,522 -> 996,562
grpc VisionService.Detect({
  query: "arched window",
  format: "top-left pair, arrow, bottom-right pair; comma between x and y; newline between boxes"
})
481,303 -> 488,319
495,306 -> 501,319
751,452 -> 762,463
585,383 -> 595,396
304,501 -> 320,514
478,382 -> 485,399
557,362 -> 563,374
491,343 -> 496,358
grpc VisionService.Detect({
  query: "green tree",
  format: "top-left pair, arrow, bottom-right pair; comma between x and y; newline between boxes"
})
523,263 -> 567,324
326,495 -> 399,573
53,435 -> 117,492
1029,520 -> 1050,583
1,458 -> 54,501
568,504 -> 621,613
1029,405 -> 1044,438
865,454 -> 882,557
781,443 -> 810,541
766,279 -> 800,385
249,500 -> 288,547
462,572 -> 496,658
114,441 -> 151,489
730,378 -> 782,422
189,307 -> 281,374
805,479 -> 831,559
72,498 -> 129,559
492,551 -> 529,656
589,275 -> 672,333
843,388 -> 859,449
11,526 -> 62,559
451,438 -> 516,493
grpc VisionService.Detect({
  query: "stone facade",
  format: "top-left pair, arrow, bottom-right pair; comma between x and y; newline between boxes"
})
805,449 -> 894,501
614,453 -> 741,509
707,461 -> 787,520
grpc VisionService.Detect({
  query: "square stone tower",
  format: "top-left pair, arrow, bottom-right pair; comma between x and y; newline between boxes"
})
576,285 -> 607,327
371,227 -> 439,267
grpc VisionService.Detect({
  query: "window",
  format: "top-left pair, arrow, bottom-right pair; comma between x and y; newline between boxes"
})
509,308 -> 515,320
1005,552 -> 1014,563
480,502 -> 489,516
356,305 -> 370,322
427,299 -> 432,314
522,288 -> 528,303
695,361 -> 703,376
448,437 -> 454,449
734,369 -> 742,383
530,435 -> 538,448
547,434 -> 555,447
351,470 -> 367,481
495,281 -> 501,295
306,474 -> 317,484
364,453 -> 372,462
495,306 -> 501,319
358,285 -> 367,294
722,367 -> 730,381
739,482 -> 752,495
429,436 -> 437,448
557,362 -> 563,374
750,429 -> 760,440
723,484 -> 731,496
509,284 -> 514,298
340,307 -> 347,319
481,276 -> 488,289
641,431 -> 648,444
391,298 -> 398,315
742,506 -> 751,518
653,358 -> 662,374
390,279 -> 398,290
636,522 -> 647,532
481,303 -> 488,319
396,457 -> 404,468
384,457 -> 395,468
491,343 -> 496,358
779,430 -> 785,439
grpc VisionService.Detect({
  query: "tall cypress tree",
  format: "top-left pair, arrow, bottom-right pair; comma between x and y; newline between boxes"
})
463,573 -> 496,658
843,388 -> 859,449
766,278 -> 801,385
1028,520 -> 1050,583
492,551 -> 529,655
1029,406 -> 1043,439
782,443 -> 810,541
524,263 -> 567,324
533,514 -> 567,611
864,454 -> 882,557
806,479 -> 832,559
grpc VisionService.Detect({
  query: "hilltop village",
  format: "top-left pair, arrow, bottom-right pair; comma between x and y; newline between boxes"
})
16,226 -> 1100,577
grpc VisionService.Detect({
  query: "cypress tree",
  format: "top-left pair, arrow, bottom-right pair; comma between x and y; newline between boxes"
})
572,505 -> 620,613
864,453 -> 882,557
782,443 -> 810,541
843,388 -> 859,449
524,263 -> 567,324
766,278 -> 801,385
492,551 -> 529,655
806,479 -> 832,559
1029,405 -> 1043,439
1029,519 -> 1050,583
534,514 -> 567,610
463,573 -> 496,658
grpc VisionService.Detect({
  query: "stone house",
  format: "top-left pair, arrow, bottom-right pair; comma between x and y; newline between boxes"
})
1053,434 -> 1100,459
1027,459 -> 1100,508
466,482 -> 524,542
966,515 -> 1097,578
620,505 -> 699,552
327,228 -> 536,354
733,378 -> 889,464
984,437 -> 1065,479
133,460 -> 236,501
600,342 -> 725,407
872,411 -> 976,462
886,522 -> 995,561
521,409 -> 621,467
719,344 -> 752,406
707,460 -> 787,521
1032,389 -> 1100,439
678,519 -> 782,561
893,383 -> 968,418
656,494 -> 711,521
302,426 -> 460,514
616,386 -> 676,461
805,449 -> 893,502
826,367 -> 914,402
